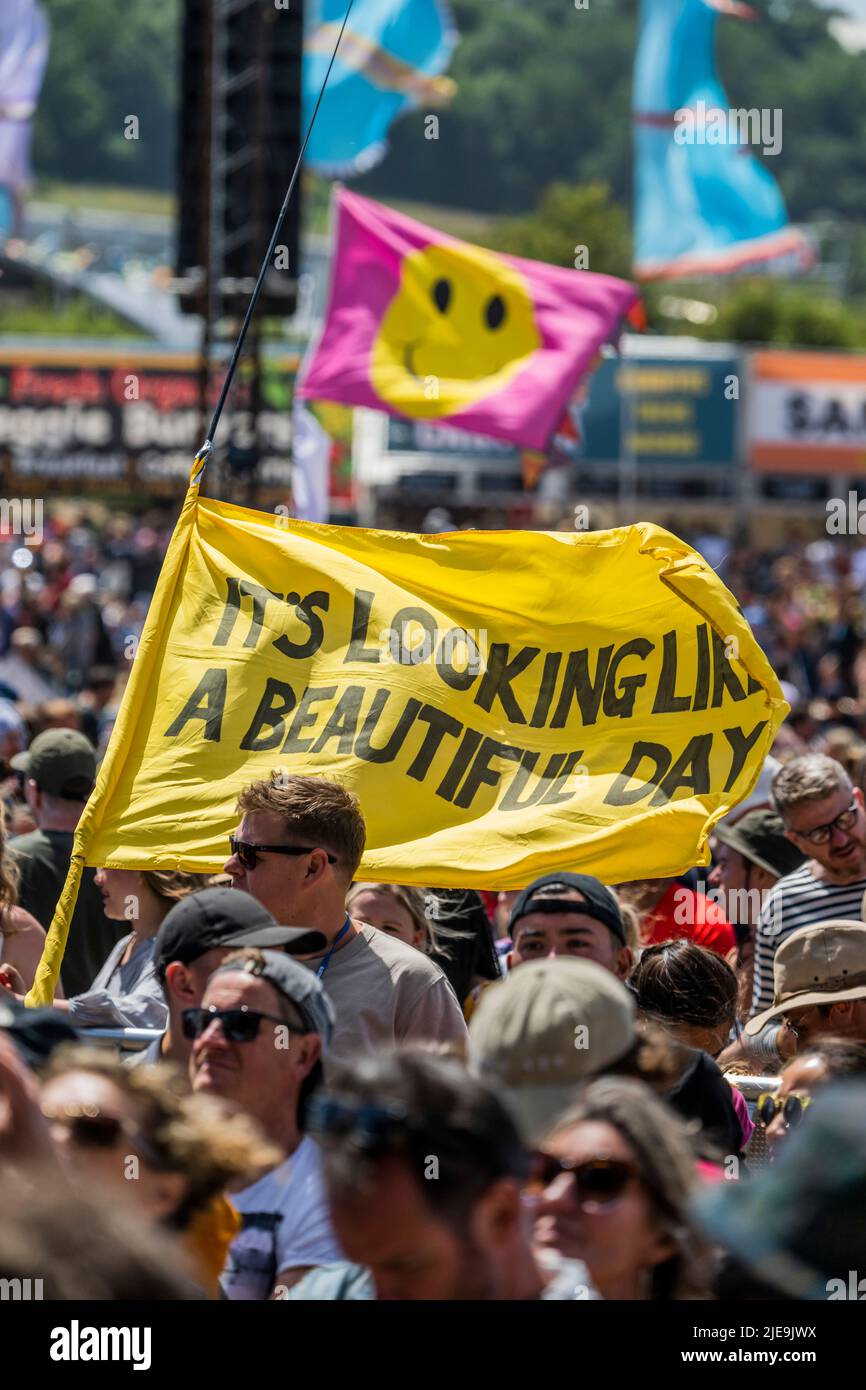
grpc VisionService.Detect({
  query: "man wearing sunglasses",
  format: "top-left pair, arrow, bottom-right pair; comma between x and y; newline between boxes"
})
189,947 -> 343,1299
138,886 -> 327,1069
224,774 -> 467,1067
750,755 -> 866,1024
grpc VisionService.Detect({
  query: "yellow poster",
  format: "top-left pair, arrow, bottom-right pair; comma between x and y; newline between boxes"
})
26,483 -> 787,1004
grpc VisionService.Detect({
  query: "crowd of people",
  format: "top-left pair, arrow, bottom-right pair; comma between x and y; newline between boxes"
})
1,508 -> 866,1302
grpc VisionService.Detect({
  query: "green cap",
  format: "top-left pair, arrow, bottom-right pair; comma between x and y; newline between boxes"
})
714,808 -> 805,881
11,729 -> 96,800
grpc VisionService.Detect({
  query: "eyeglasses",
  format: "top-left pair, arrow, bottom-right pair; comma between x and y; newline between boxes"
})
756,1091 -> 813,1128
788,801 -> 858,846
182,1004 -> 301,1043
228,835 -> 337,871
306,1094 -> 410,1150
525,1153 -> 640,1209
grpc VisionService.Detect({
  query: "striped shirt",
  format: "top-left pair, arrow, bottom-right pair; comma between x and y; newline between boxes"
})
750,864 -> 866,1016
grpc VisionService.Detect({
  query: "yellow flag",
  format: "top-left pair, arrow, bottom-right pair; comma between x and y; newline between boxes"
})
26,484 -> 786,1005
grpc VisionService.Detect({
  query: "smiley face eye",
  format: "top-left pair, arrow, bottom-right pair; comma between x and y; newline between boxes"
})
432,278 -> 452,313
485,294 -> 506,330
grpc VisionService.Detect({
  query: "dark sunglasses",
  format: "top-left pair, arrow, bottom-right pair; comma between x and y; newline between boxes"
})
756,1091 -> 812,1128
43,1107 -> 126,1149
526,1153 -> 639,1208
306,1094 -> 410,1149
229,835 -> 337,871
182,1004 -> 302,1043
42,1104 -> 162,1167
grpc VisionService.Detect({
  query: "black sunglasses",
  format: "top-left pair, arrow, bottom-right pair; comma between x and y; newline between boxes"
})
182,1004 -> 303,1044
306,1094 -> 410,1149
526,1153 -> 639,1208
756,1091 -> 812,1128
229,835 -> 337,871
42,1105 -> 163,1167
43,1109 -> 126,1149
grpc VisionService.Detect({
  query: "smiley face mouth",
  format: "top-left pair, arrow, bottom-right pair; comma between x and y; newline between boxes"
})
403,341 -> 422,381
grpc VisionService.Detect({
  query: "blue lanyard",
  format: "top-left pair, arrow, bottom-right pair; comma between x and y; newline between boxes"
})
316,915 -> 352,980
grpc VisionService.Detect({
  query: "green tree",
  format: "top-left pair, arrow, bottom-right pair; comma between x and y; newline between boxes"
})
33,0 -> 179,190
698,278 -> 866,348
486,181 -> 632,279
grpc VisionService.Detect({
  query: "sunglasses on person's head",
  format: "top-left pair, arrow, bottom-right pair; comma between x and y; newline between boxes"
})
228,835 -> 337,871
789,801 -> 858,846
182,1003 -> 305,1043
526,1153 -> 640,1208
756,1091 -> 812,1128
306,1094 -> 410,1150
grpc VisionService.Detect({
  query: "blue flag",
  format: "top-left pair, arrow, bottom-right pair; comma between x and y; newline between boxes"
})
0,0 -> 49,241
304,0 -> 458,177
632,0 -> 813,278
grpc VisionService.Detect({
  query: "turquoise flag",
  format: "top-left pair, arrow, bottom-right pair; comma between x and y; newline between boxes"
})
632,0 -> 813,279
304,0 -> 457,177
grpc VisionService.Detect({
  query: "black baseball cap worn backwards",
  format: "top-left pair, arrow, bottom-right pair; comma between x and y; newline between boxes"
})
508,872 -> 626,946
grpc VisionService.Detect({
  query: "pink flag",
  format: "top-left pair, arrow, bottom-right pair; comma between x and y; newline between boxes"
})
297,189 -> 639,451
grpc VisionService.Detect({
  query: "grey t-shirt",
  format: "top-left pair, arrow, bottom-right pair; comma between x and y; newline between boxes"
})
304,923 -> 468,1070
67,933 -> 167,1030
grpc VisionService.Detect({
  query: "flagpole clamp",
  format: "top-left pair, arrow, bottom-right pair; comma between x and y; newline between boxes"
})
190,440 -> 213,487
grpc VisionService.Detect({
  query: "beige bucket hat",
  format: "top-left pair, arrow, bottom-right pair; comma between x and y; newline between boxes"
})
745,919 -> 866,1035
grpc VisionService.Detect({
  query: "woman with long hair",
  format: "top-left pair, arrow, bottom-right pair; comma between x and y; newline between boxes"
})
530,1078 -> 717,1295
0,867 -> 207,1027
529,1076 -> 713,1300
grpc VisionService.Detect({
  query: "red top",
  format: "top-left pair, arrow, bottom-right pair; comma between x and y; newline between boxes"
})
643,882 -> 736,957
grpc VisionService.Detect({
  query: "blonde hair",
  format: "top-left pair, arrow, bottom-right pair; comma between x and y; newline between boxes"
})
142,870 -> 210,903
43,1046 -> 280,1229
347,882 -> 434,949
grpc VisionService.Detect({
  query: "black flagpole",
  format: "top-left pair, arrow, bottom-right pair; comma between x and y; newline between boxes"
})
191,0 -> 356,486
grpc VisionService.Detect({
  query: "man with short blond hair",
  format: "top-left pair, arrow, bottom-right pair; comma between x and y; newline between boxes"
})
224,772 -> 468,1067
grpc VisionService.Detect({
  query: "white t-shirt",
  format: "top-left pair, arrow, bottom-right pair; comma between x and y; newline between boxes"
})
220,1137 -> 343,1300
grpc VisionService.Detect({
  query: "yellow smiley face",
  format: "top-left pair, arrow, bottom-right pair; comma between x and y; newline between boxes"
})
370,242 -> 542,418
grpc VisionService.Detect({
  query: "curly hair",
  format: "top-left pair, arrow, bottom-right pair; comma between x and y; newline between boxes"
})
43,1046 -> 281,1230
